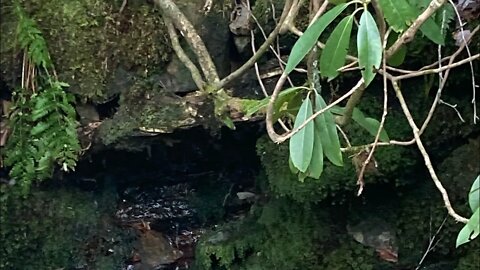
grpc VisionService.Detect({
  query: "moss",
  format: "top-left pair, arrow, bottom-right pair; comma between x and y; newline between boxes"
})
195,198 -> 331,270
456,248 -> 480,270
257,135 -> 359,203
0,184 -> 133,270
320,239 -> 377,270
98,79 -> 196,147
0,0 -> 171,101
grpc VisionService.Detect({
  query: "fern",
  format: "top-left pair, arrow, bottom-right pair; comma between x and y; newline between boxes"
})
4,4 -> 80,194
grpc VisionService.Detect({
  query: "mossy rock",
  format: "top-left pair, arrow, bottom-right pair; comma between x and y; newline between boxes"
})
0,0 -> 171,102
195,198 -> 331,270
0,184 -> 133,270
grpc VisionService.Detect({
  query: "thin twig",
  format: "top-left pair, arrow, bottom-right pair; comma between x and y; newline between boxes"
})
356,27 -> 390,196
267,77 -> 363,143
448,0 -> 478,123
216,0 -> 293,89
391,80 -> 469,224
415,216 -> 448,270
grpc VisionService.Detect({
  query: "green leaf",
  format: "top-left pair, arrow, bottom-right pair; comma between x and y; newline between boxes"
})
386,32 -> 407,66
289,96 -> 315,172
243,87 -> 302,117
285,3 -> 348,74
223,116 -> 235,130
320,15 -> 354,81
357,10 -> 382,86
469,175 -> 480,213
420,18 -> 445,45
377,0 -> 416,32
314,93 -> 343,166
352,108 -> 390,142
456,208 -> 480,247
31,122 -> 51,136
307,125 -> 324,179
328,0 -> 347,4
289,157 -> 299,174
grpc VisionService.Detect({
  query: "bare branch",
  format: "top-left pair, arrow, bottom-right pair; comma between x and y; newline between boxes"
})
153,0 -> 219,84
163,17 -> 206,90
392,80 -> 469,224
216,0 -> 294,89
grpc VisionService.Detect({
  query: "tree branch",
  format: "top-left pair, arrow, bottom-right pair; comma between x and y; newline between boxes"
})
153,0 -> 219,84
391,79 -> 469,224
215,0 -> 294,89
163,17 -> 206,90
386,0 -> 447,59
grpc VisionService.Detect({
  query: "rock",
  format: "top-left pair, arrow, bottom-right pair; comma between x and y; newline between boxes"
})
347,217 -> 398,263
134,230 -> 183,269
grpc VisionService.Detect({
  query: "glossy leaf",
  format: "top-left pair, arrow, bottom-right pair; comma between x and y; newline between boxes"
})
320,15 -> 354,81
285,3 -> 348,74
289,97 -> 315,172
314,93 -> 343,166
469,175 -> 480,213
378,0 -> 416,32
420,18 -> 445,45
357,10 -> 382,86
352,108 -> 390,142
307,127 -> 324,179
456,208 -> 480,247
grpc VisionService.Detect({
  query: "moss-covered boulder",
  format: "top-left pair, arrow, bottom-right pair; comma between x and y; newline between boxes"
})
0,182 -> 134,270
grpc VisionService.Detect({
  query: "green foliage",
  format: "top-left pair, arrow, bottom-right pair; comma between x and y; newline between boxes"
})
357,10 -> 382,87
456,248 -> 480,270
0,186 -> 133,270
195,199 -> 331,270
289,91 -> 343,180
407,0 -> 455,45
241,86 -> 303,119
4,4 -> 80,193
377,0 -> 416,32
331,106 -> 390,142
319,14 -> 354,80
290,95 -> 315,172
15,4 -> 52,69
0,0 -> 171,100
320,239 -> 376,270
285,3 -> 349,74
314,93 -> 343,166
257,136 -> 356,203
456,175 -> 480,247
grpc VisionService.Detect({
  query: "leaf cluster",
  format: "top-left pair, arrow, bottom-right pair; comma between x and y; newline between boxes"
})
3,4 -> 80,194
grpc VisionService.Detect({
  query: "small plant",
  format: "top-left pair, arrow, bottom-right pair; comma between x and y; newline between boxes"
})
3,3 -> 80,194
456,175 -> 480,247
